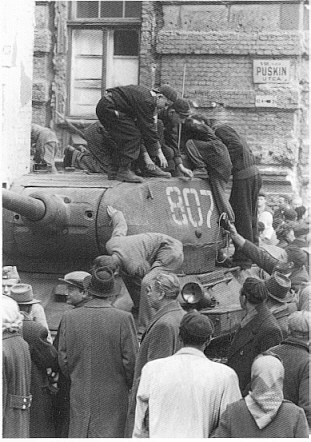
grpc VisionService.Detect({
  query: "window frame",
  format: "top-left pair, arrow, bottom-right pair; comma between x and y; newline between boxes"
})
66,1 -> 142,119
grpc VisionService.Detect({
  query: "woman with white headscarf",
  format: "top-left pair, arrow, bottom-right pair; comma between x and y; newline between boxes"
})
213,352 -> 309,438
2,295 -> 32,438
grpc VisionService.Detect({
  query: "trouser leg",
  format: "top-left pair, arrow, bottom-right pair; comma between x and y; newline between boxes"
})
184,139 -> 207,169
209,170 -> 235,222
121,272 -> 142,312
72,149 -> 109,173
41,141 -> 58,172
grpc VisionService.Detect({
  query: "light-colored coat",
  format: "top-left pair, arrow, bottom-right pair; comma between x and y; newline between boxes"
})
133,347 -> 241,438
58,298 -> 138,438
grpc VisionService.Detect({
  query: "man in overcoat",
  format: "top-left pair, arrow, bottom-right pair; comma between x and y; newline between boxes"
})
269,310 -> 310,428
10,284 -> 58,438
227,277 -> 282,396
58,266 -> 138,438
2,295 -> 32,438
93,206 -> 184,335
126,272 -> 185,436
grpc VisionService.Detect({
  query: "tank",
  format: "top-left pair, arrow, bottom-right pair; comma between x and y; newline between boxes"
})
2,171 -> 244,340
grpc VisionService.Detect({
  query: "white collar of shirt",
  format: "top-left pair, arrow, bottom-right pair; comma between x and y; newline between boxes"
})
175,347 -> 207,359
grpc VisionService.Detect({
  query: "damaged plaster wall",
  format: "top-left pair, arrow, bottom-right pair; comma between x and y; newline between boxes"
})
2,0 -> 35,187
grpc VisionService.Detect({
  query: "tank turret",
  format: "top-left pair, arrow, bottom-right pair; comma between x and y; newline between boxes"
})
3,172 -> 243,338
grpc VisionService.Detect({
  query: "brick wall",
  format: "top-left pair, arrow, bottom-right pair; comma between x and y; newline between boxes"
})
2,0 -> 35,187
153,1 -> 309,202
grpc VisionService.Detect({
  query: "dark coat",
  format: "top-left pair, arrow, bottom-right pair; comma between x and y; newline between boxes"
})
243,239 -> 309,290
270,337 -> 310,428
22,318 -> 58,438
2,331 -> 32,438
126,300 -> 185,437
58,298 -> 139,438
213,398 -> 309,438
227,303 -> 282,396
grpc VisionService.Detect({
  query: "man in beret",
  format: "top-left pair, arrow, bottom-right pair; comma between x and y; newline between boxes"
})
93,206 -> 184,335
227,277 -> 282,396
133,311 -> 241,438
269,311 -> 310,429
58,267 -> 138,438
95,84 -> 178,182
228,222 -> 309,292
126,272 -> 185,436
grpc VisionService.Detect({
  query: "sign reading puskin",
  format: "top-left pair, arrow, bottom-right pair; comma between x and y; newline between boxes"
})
253,60 -> 290,83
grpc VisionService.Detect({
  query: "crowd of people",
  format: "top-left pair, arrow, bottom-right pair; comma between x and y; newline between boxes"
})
3,83 -> 310,438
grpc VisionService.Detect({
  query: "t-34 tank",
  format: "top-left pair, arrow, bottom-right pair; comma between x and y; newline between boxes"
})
2,171 -> 243,340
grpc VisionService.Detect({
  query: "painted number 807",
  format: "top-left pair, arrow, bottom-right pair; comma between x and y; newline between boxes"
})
166,186 -> 214,228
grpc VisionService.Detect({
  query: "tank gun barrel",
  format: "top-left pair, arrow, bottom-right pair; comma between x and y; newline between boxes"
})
3,188 -> 46,221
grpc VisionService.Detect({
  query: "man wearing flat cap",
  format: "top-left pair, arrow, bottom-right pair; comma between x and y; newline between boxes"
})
58,267 -> 138,438
133,311 -> 241,438
95,84 -> 178,182
227,277 -> 282,397
270,311 -> 311,429
228,223 -> 309,292
53,271 -> 91,438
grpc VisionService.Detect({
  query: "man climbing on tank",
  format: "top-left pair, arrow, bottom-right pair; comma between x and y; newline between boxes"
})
92,206 -> 184,337
208,120 -> 262,268
181,114 -> 235,224
93,84 -> 179,183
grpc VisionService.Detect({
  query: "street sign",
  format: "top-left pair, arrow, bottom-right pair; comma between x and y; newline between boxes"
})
253,60 -> 290,83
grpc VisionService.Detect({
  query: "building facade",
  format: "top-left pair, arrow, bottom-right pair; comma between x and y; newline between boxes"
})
32,0 -> 309,202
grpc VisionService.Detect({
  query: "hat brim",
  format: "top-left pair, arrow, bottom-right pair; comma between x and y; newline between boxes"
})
268,290 -> 294,304
83,275 -> 122,298
16,298 -> 41,305
58,278 -> 84,290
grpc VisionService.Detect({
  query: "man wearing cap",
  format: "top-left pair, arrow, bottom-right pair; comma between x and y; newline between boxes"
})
269,311 -> 311,429
133,311 -> 241,438
52,271 -> 91,438
227,277 -> 282,397
2,265 -> 20,296
10,284 -> 58,438
265,272 -> 297,339
58,267 -> 138,438
228,222 -> 309,292
143,98 -> 193,178
95,84 -> 178,182
126,272 -> 185,436
93,206 -> 184,335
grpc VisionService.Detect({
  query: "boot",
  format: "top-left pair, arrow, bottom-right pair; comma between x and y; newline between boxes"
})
63,145 -> 75,168
42,141 -> 58,173
193,168 -> 208,179
144,165 -> 171,178
116,167 -> 144,183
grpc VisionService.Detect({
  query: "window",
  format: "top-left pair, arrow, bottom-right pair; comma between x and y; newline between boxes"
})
68,1 -> 141,117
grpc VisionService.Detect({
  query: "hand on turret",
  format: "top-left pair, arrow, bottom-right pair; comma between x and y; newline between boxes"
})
228,222 -> 246,247
107,206 -> 118,217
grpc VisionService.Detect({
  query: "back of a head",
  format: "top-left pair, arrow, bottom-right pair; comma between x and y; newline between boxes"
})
283,208 -> 297,222
288,310 -> 310,340
169,98 -> 191,117
241,277 -> 268,305
275,222 -> 295,241
93,255 -> 119,272
2,295 -> 23,333
179,310 -> 214,347
154,272 -> 180,300
285,245 -> 307,268
251,352 -> 284,388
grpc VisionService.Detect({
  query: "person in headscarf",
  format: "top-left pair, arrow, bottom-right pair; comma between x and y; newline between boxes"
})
2,295 -> 32,438
214,352 -> 309,438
